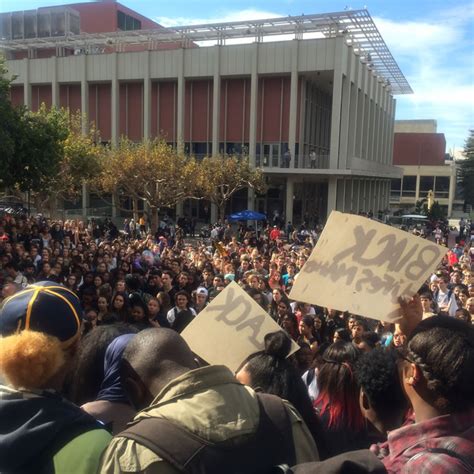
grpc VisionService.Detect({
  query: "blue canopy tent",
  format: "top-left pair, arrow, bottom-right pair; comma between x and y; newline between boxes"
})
228,210 -> 267,236
228,210 -> 267,221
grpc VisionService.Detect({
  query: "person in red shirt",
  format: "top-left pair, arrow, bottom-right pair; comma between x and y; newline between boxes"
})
269,226 -> 281,241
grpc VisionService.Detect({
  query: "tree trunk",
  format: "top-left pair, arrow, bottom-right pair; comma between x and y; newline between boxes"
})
218,202 -> 226,222
150,206 -> 159,234
132,197 -> 139,222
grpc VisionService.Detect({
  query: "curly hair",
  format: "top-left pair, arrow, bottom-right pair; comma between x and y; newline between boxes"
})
0,330 -> 64,390
407,316 -> 474,412
355,348 -> 407,425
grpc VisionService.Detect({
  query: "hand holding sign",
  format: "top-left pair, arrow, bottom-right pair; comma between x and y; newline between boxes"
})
290,211 -> 447,323
181,281 -> 299,372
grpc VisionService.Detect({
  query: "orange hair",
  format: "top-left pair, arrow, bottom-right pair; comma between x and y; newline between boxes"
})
0,330 -> 65,390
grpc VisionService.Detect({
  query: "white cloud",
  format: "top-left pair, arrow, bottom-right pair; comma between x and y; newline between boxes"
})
155,8 -> 282,28
373,8 -> 474,146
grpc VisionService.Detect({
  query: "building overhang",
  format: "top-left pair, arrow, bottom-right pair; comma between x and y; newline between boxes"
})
0,9 -> 412,94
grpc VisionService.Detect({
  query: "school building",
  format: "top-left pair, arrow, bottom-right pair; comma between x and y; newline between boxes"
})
1,1 -> 412,223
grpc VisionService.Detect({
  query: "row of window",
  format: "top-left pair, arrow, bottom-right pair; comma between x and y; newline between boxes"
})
117,11 -> 141,31
390,176 -> 450,199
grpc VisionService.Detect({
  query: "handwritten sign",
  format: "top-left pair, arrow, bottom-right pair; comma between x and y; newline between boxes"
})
290,211 -> 447,323
181,281 -> 299,372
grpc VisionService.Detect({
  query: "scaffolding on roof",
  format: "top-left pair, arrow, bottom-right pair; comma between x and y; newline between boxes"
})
0,9 -> 412,94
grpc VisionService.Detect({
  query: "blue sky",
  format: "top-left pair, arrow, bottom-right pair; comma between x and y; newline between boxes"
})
2,0 -> 473,152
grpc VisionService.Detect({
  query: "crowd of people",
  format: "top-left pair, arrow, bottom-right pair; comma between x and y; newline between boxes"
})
0,211 -> 473,473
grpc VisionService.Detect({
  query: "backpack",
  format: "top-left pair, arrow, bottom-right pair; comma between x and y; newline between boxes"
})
120,392 -> 296,474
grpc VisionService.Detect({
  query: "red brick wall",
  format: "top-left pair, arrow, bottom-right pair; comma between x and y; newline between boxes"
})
151,81 -> 177,142
89,83 -> 111,141
220,78 -> 251,143
31,84 -> 52,111
59,84 -> 81,113
119,82 -> 143,141
10,85 -> 24,107
393,133 -> 446,166
257,76 -> 291,143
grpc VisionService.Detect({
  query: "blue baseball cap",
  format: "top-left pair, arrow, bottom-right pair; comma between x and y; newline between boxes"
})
0,281 -> 82,346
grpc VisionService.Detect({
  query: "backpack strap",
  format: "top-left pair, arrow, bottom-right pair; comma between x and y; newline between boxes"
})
120,416 -> 208,472
255,392 -> 296,467
119,392 -> 296,473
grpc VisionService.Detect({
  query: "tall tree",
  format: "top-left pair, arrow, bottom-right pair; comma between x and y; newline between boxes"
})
459,129 -> 474,206
97,140 -> 200,231
0,55 -> 23,192
198,155 -> 266,220
33,110 -> 104,210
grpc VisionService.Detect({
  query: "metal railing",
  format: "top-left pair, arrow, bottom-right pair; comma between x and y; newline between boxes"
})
257,154 -> 330,170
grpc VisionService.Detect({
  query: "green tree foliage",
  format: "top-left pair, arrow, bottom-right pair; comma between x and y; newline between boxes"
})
459,129 -> 474,206
1,57 -> 102,209
0,55 -> 22,189
0,57 -> 68,193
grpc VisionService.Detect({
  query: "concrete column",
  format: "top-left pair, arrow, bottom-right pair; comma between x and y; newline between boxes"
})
415,174 -> 420,201
82,183 -> 89,218
247,189 -> 255,211
177,48 -> 185,153
212,46 -> 221,156
327,177 -> 338,217
51,56 -> 59,108
111,52 -> 119,146
176,201 -> 184,219
285,177 -> 294,224
80,54 -> 89,135
288,40 -> 299,169
298,78 -> 306,163
143,51 -> 151,140
111,193 -> 118,218
448,165 -> 456,217
380,86 -> 388,164
338,45 -> 353,170
210,204 -> 218,223
329,35 -> 345,169
388,97 -> 396,165
365,73 -> 374,162
356,62 -> 367,159
347,53 -> 359,166
249,43 -> 259,167
23,58 -> 31,109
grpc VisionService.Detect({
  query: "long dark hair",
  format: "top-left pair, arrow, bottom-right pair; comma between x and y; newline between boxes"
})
240,331 -> 326,452
315,341 -> 364,431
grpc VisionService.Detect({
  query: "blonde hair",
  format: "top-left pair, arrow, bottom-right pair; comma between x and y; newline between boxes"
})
0,330 -> 65,390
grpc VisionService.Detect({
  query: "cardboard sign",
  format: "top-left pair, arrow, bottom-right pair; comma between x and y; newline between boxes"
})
181,281 -> 299,372
290,211 -> 447,323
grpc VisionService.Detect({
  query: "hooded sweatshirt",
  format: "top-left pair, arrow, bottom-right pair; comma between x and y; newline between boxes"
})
0,384 -> 111,474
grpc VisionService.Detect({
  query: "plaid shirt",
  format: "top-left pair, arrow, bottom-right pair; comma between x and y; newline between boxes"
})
371,408 -> 474,473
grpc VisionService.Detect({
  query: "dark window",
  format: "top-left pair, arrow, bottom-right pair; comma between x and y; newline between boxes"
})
419,176 -> 434,197
117,11 -> 141,31
390,179 -> 402,200
435,176 -> 450,198
402,176 -> 416,197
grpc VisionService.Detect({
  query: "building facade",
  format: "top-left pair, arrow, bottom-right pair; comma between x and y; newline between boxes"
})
1,1 -> 411,223
390,120 -> 462,216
